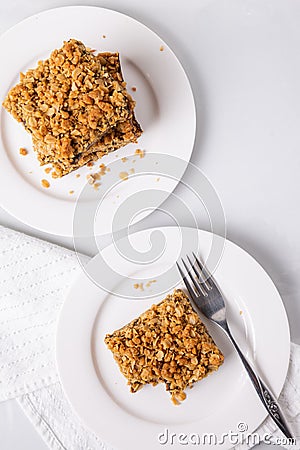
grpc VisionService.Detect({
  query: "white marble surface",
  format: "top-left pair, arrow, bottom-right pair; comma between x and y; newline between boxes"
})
1,0 -> 300,448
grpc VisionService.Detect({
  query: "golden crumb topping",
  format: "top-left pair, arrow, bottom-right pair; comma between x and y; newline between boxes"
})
3,39 -> 142,177
105,289 -> 224,404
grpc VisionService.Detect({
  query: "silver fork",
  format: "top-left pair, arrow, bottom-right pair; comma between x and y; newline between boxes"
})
177,252 -> 293,440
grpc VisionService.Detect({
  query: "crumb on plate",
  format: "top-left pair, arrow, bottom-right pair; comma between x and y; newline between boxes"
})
135,149 -> 145,158
41,179 -> 50,188
99,163 -> 108,175
145,279 -> 157,288
119,171 -> 128,181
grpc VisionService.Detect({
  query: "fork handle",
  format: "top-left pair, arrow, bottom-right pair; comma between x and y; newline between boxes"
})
225,324 -> 293,440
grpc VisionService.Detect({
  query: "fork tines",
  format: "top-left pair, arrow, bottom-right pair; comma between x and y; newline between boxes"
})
176,253 -> 212,299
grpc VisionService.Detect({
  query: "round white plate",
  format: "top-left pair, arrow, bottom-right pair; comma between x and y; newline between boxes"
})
0,6 -> 195,236
56,227 -> 290,450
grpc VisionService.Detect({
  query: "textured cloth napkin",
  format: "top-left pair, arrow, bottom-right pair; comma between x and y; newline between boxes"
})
0,225 -> 299,450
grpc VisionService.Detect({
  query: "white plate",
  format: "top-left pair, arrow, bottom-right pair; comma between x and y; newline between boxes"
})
56,227 -> 290,450
0,6 -> 195,236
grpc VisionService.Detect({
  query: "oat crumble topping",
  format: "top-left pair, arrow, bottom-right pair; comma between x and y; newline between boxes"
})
105,289 -> 224,404
3,39 -> 142,177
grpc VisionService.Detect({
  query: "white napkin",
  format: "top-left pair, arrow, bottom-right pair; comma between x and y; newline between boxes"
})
0,225 -> 299,450
0,225 -> 88,401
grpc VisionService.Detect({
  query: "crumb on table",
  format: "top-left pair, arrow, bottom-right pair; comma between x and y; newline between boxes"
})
69,190 -> 74,195
160,45 -> 164,51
